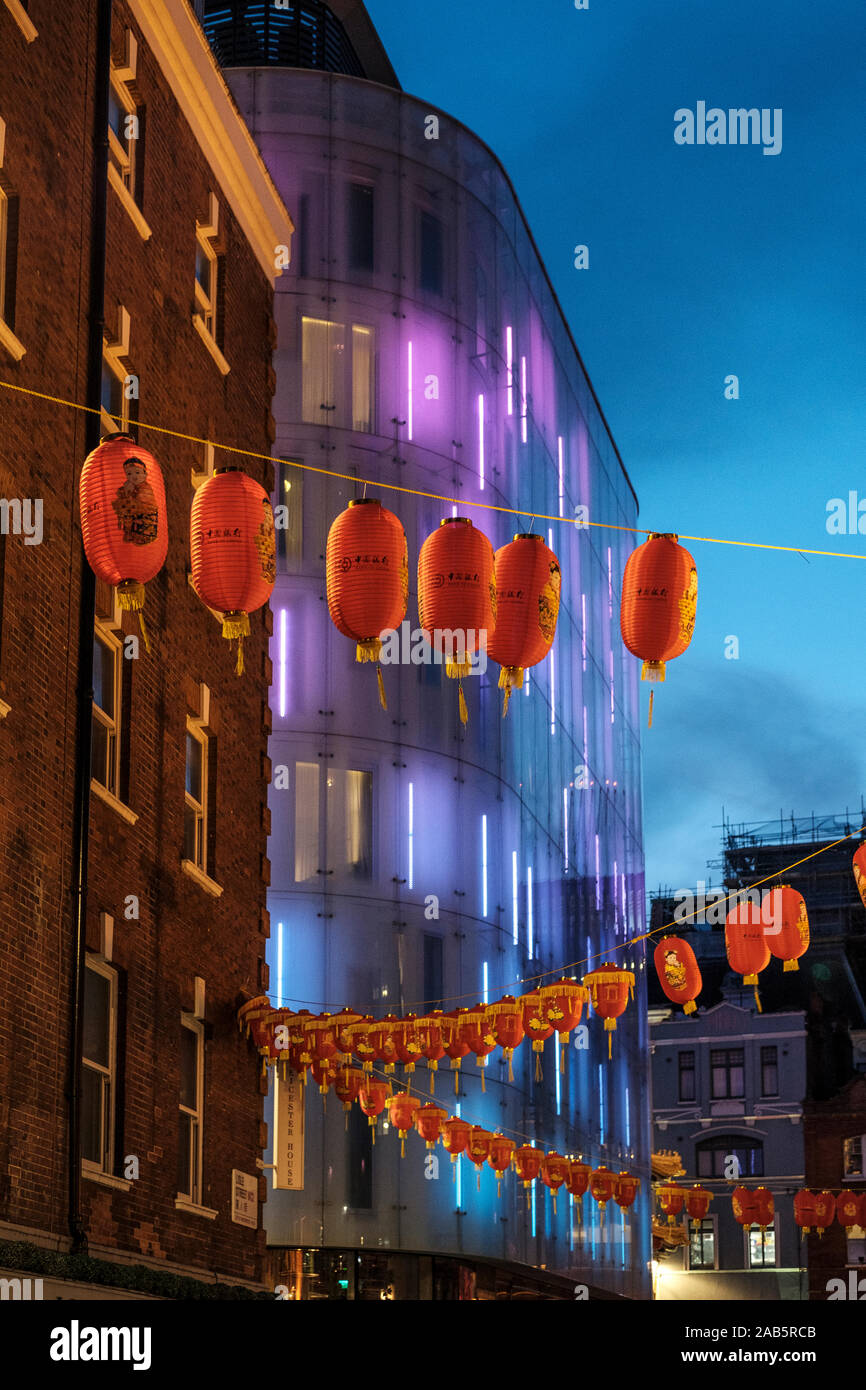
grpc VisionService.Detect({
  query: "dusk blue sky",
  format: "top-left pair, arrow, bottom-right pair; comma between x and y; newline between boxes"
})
368,0 -> 866,898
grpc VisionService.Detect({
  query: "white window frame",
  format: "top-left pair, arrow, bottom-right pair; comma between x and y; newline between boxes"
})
101,304 -> 132,434
81,955 -> 118,1177
745,1215 -> 779,1270
843,1134 -> 865,1180
0,182 -> 7,323
178,1015 -> 205,1206
193,193 -> 229,375
92,621 -> 122,797
184,717 -> 208,874
687,1214 -> 719,1271
0,116 -> 24,360
3,0 -> 37,43
300,314 -> 376,433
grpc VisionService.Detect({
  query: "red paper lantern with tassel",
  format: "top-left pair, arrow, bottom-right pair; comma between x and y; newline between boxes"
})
302,1013 -> 339,1065
589,1166 -> 618,1222
460,1005 -> 498,1091
513,1145 -> 544,1206
487,533 -> 560,715
653,936 -> 702,1015
541,1153 -> 570,1215
237,995 -> 273,1048
325,498 -> 408,711
79,434 -> 168,651
519,990 -> 556,1081
190,467 -> 275,674
345,1016 -> 378,1077
853,842 -> 866,911
370,1014 -> 401,1074
566,1160 -> 591,1200
684,1184 -> 713,1228
415,1103 -> 448,1149
440,1116 -> 471,1164
732,1185 -> 774,1230
393,1015 -> 425,1076
620,532 -> 697,727
615,1172 -> 640,1214
331,1007 -> 362,1061
764,885 -> 810,972
725,901 -> 771,1011
358,1080 -> 391,1142
583,964 -> 635,1059
417,516 -> 496,725
487,1136 -> 516,1197
537,978 -> 589,1070
440,1010 -> 472,1095
486,995 -> 525,1082
418,1011 -> 447,1093
334,1066 -> 365,1117
836,1190 -> 864,1233
386,1092 -> 421,1156
309,1057 -> 337,1096
793,1188 -> 835,1236
466,1126 -> 493,1190
658,1180 -> 685,1225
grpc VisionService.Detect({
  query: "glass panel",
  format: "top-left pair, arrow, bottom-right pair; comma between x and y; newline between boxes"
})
195,242 -> 213,298
423,934 -> 443,1008
351,325 -> 374,432
178,1110 -> 193,1195
276,464 -> 303,568
108,87 -> 126,144
302,316 -> 343,423
348,182 -> 374,271
419,210 -> 443,294
91,713 -> 111,789
93,634 -> 115,715
184,802 -> 200,865
101,364 -> 123,421
180,1025 -> 198,1110
294,761 -> 320,883
327,768 -> 372,879
186,732 -> 203,802
83,966 -> 111,1068
81,1066 -> 103,1165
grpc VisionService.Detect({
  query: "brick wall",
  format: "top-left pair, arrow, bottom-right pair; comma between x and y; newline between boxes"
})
803,1075 -> 866,1300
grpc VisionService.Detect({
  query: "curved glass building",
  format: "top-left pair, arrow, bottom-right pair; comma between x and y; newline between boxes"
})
201,0 -> 650,1299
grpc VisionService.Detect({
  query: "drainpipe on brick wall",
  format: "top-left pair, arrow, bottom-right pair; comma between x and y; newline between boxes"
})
68,0 -> 113,1256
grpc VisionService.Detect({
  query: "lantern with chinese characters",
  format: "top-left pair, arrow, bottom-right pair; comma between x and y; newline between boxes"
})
836,1190 -> 864,1234
653,936 -> 702,1015
190,467 -> 275,674
725,901 -> 771,1011
440,1116 -> 471,1166
764,885 -> 810,973
393,1015 -> 425,1076
345,1016 -> 378,1077
657,1181 -> 685,1226
583,964 -> 635,1059
79,434 -> 168,652
514,1146 -> 544,1207
615,1172 -> 640,1216
417,516 -> 497,725
386,1092 -> 421,1156
334,1066 -> 365,1126
371,1014 -> 401,1074
731,1185 -> 774,1231
620,532 -> 697,726
684,1185 -> 713,1228
487,1136 -> 516,1197
486,995 -> 525,1082
418,1011 -> 446,1094
440,1010 -> 472,1095
541,1153 -> 570,1216
331,1007 -> 362,1061
853,843 -> 866,911
487,534 -> 561,715
520,990 -> 556,1081
589,1166 -> 618,1224
460,1006 -> 498,1092
358,1080 -> 391,1142
326,498 -> 408,710
536,978 -> 589,1070
466,1127 -> 493,1191
415,1103 -> 448,1149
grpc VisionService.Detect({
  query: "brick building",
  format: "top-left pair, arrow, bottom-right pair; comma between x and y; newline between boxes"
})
0,0 -> 292,1296
802,1075 -> 866,1300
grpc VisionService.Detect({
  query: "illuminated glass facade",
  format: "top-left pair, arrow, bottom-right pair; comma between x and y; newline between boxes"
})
218,62 -> 650,1297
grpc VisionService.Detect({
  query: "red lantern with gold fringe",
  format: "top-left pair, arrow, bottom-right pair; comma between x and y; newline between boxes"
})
653,936 -> 702,1015
393,1015 -> 425,1076
386,1092 -> 421,1156
331,1007 -> 362,1061
460,1005 -> 497,1091
79,434 -> 168,652
583,964 -> 635,1059
190,467 -> 275,674
487,1136 -> 516,1197
358,1080 -> 391,1142
487,534 -> 561,715
326,498 -> 408,710
302,1013 -> 339,1065
732,1185 -> 774,1230
309,1057 -> 337,1097
853,843 -> 866,911
620,532 -> 697,725
725,901 -> 771,1011
417,516 -> 497,725
415,1103 -> 448,1149
615,1172 -> 640,1214
345,1016 -> 378,1077
440,1010 -> 472,1095
536,979 -> 589,1068
684,1185 -> 713,1228
514,1145 -> 544,1207
418,1011 -> 446,1093
486,995 -> 525,1082
658,1180 -> 685,1226
836,1190 -> 864,1233
541,1153 -> 570,1215
440,1116 -> 471,1164
466,1127 -> 493,1191
764,885 -> 810,972
520,990 -> 556,1081
566,1160 -> 591,1200
371,1014 -> 401,1074
334,1066 -> 365,1122
589,1166 -> 618,1222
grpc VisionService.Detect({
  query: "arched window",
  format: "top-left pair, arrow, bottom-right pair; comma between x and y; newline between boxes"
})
695,1134 -> 764,1179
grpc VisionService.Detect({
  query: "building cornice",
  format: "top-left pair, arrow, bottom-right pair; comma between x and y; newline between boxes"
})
127,1 -> 293,282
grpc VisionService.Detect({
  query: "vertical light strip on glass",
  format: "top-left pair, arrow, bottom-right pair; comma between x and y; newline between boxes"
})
481,814 -> 488,917
506,326 -> 513,416
407,339 -> 413,441
520,356 -> 527,443
512,850 -> 519,945
478,393 -> 485,490
408,781 -> 414,889
279,608 -> 288,718
557,435 -> 564,517
527,865 -> 534,957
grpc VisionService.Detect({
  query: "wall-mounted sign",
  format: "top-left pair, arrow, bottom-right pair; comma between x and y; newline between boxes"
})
231,1169 -> 258,1228
273,1069 -> 305,1190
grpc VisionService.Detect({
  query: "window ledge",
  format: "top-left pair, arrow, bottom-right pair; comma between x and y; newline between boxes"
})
0,317 -> 26,362
181,858 -> 223,898
108,163 -> 152,242
82,1165 -> 133,1194
91,779 -> 139,825
3,0 -> 37,42
175,1197 -> 218,1220
192,314 -> 230,376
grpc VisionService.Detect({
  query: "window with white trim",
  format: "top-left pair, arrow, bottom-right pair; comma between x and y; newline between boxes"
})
0,116 -> 23,358
81,957 -> 118,1173
92,622 -> 122,796
194,193 -> 225,359
301,315 -> 375,433
184,720 -> 209,873
178,1017 -> 204,1204
688,1216 -> 716,1270
293,760 -> 373,883
747,1221 -> 777,1269
108,34 -> 142,203
843,1135 -> 864,1180
101,304 -> 135,434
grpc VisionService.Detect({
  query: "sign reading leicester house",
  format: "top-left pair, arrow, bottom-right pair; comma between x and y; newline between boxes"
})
273,1069 -> 305,1190
674,102 -> 782,156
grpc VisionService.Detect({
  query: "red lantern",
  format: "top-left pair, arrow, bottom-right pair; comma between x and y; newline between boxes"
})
536,979 -> 588,1069
486,995 -> 525,1082
725,901 -> 771,1011
487,1136 -> 516,1197
620,532 -> 696,726
519,990 -> 556,1081
325,498 -> 408,710
583,964 -> 635,1059
418,1011 -> 446,1094
331,1007 -> 362,1060
487,533 -> 560,715
358,1080 -> 391,1142
190,468 -> 275,674
541,1153 -> 570,1215
415,1103 -> 448,1149
764,885 -> 810,972
658,1180 -> 685,1225
237,994 -> 273,1045
589,1166 -> 618,1220
653,936 -> 702,1015
371,1014 -> 401,1074
279,1007 -> 313,1081
514,1145 -> 544,1207
392,1015 -> 425,1076
386,1092 -> 421,1156
793,1189 -> 835,1236
836,1190 -> 864,1233
345,1016 -> 377,1077
460,1006 -> 497,1092
853,843 -> 866,911
615,1172 -> 640,1214
79,434 -> 168,649
684,1185 -> 713,1228
440,1010 -> 472,1095
466,1126 -> 493,1190
417,516 -> 496,725
334,1066 -> 365,1121
440,1116 -> 471,1164
566,1160 -> 591,1199
302,1013 -> 339,1065
309,1056 -> 337,1096
731,1185 -> 774,1231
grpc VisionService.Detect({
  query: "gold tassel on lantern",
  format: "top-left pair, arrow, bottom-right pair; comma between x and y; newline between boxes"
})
458,681 -> 469,726
222,611 -> 250,676
356,639 -> 388,709
117,579 -> 152,654
499,665 -> 524,717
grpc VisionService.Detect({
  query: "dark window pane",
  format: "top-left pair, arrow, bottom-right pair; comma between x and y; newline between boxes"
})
81,1067 -> 103,1165
83,967 -> 111,1068
423,934 -> 443,1008
186,732 -> 202,801
91,713 -> 109,787
180,1026 -> 198,1109
184,803 -> 199,864
93,634 -> 115,715
348,182 -> 374,271
419,211 -> 443,295
348,1097 -> 373,1209
178,1110 -> 193,1195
